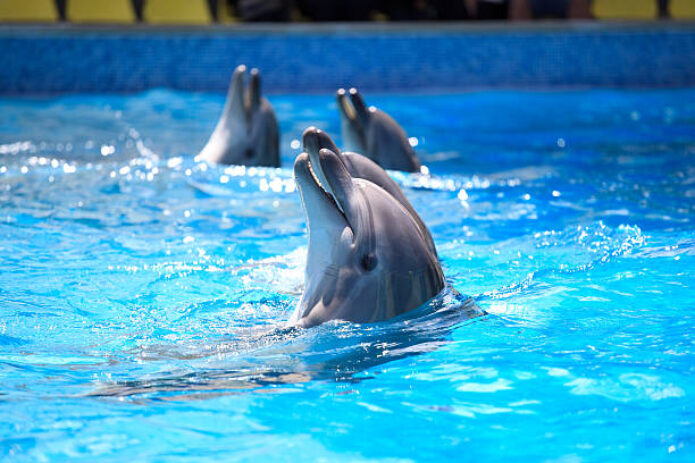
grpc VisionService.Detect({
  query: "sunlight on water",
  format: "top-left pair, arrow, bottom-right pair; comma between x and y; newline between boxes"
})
1,89 -> 694,462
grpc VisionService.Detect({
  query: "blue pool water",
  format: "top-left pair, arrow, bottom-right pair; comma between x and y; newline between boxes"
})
1,88 -> 694,461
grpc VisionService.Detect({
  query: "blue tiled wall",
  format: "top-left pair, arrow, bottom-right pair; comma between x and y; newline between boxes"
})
1,23 -> 694,94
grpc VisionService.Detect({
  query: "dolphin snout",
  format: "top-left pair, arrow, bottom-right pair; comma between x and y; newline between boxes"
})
336,88 -> 356,121
302,126 -> 341,157
302,126 -> 322,156
317,148 -> 354,220
293,152 -> 312,186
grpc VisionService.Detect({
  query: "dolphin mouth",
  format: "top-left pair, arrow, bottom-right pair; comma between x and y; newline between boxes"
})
337,88 -> 358,122
308,156 -> 342,211
337,88 -> 364,134
336,88 -> 368,152
228,64 -> 264,129
295,151 -> 348,223
301,128 -> 347,217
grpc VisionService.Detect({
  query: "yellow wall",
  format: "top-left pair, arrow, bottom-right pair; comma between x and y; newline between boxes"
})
144,0 -> 212,24
671,0 -> 695,19
67,0 -> 136,23
0,0 -> 58,22
592,0 -> 657,19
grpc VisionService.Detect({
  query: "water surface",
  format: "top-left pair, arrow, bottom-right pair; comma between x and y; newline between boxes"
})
1,89 -> 694,461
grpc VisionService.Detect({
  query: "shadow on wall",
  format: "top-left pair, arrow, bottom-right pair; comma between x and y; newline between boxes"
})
0,0 -> 693,24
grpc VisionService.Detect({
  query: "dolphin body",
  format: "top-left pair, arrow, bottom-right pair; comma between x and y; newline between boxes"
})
290,146 -> 444,328
200,65 -> 280,167
337,88 -> 422,172
301,127 -> 437,258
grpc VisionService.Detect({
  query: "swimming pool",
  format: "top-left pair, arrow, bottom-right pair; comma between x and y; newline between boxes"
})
1,86 -> 694,461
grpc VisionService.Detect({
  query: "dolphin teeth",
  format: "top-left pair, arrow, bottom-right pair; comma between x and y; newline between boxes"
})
306,157 -> 323,189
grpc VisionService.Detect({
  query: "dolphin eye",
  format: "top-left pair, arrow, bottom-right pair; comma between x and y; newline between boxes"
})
245,148 -> 254,159
360,254 -> 378,272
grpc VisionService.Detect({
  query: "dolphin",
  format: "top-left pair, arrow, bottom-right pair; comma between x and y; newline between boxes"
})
337,87 -> 422,172
199,65 -> 280,167
290,147 -> 445,328
301,126 -> 437,257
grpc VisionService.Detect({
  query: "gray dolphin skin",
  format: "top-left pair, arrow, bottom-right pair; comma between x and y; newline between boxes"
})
199,65 -> 280,167
301,127 -> 438,257
337,87 -> 422,172
290,147 -> 445,328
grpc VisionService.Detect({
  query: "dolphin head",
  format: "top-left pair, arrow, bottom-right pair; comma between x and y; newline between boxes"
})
336,87 -> 421,172
291,147 -> 444,328
301,126 -> 438,257
200,65 -> 279,167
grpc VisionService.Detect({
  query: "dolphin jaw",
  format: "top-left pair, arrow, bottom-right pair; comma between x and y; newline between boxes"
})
337,94 -> 359,128
301,143 -> 352,220
295,153 -> 350,236
339,93 -> 357,121
307,156 -> 345,217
